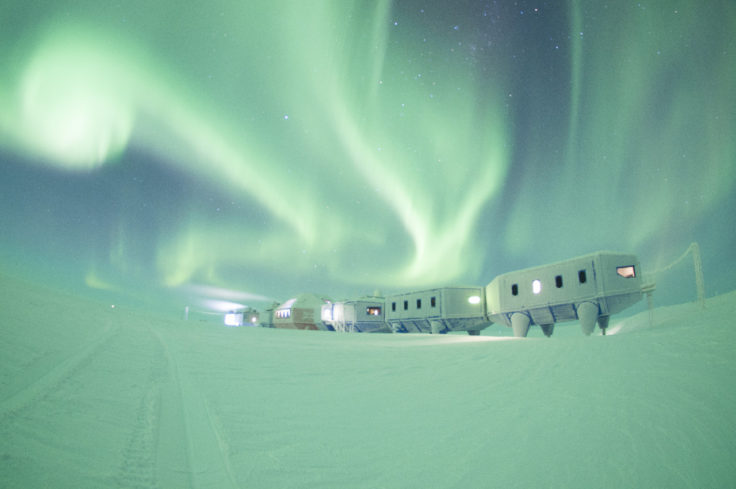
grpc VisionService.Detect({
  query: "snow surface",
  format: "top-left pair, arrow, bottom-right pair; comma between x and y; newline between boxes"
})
1,274 -> 735,488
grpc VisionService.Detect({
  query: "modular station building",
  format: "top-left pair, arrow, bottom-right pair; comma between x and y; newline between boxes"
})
321,296 -> 392,333
255,251 -> 651,337
384,287 -> 491,335
224,307 -> 260,327
273,293 -> 334,331
485,251 -> 648,337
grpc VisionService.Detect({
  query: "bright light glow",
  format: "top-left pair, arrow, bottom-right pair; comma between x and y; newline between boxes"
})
321,307 -> 333,322
532,280 -> 542,295
224,311 -> 243,327
203,299 -> 246,313
468,295 -> 481,305
186,284 -> 272,303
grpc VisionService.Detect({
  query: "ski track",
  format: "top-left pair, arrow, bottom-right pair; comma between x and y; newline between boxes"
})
0,320 -> 119,424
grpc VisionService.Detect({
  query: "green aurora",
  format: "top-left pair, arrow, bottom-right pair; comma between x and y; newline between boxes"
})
1,1 -> 734,309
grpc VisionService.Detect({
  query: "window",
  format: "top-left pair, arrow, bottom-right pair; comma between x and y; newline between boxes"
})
578,270 -> 587,284
511,284 -> 519,296
403,300 -> 408,311
321,308 -> 333,321
532,279 -> 542,295
366,306 -> 382,316
391,302 -> 396,312
416,299 -> 422,309
555,275 -> 563,288
616,265 -> 636,278
431,296 -> 436,307
276,309 -> 291,319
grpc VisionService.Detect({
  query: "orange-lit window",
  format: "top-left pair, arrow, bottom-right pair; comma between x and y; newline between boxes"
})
366,306 -> 382,316
616,265 -> 636,278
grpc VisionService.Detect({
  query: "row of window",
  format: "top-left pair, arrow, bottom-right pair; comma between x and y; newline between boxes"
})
511,270 -> 587,296
275,309 -> 291,319
390,296 -> 437,312
510,265 -> 635,296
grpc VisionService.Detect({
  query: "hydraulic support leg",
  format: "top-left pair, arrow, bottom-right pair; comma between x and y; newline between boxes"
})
540,324 -> 555,337
577,302 -> 599,336
511,313 -> 531,338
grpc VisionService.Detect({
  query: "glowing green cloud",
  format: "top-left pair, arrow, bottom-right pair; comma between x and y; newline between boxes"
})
2,28 -> 134,169
277,2 -> 511,284
6,1 -> 730,303
1,5 -> 511,291
504,1 -> 736,259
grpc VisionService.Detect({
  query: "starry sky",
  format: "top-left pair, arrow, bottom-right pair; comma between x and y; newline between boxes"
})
1,1 -> 734,313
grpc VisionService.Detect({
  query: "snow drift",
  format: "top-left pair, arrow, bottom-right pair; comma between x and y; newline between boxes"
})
1,274 -> 734,488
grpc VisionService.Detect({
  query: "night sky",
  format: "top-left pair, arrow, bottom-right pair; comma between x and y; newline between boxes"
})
1,1 -> 734,313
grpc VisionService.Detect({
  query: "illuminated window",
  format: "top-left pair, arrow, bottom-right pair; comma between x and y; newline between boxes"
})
366,306 -> 382,316
555,275 -> 563,288
578,270 -> 587,284
403,300 -> 408,311
511,284 -> 518,296
431,296 -> 436,307
616,265 -> 636,278
276,309 -> 291,319
532,279 -> 542,295
416,299 -> 422,309
468,295 -> 481,305
321,308 -> 332,321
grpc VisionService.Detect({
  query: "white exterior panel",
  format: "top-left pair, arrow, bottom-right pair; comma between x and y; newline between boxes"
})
485,251 -> 644,336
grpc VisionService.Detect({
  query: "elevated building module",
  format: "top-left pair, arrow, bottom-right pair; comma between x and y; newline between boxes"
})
486,251 -> 646,337
385,287 -> 491,335
223,307 -> 260,327
321,297 -> 391,333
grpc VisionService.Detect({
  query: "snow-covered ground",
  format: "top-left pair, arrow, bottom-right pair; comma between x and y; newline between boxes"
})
1,274 -> 734,488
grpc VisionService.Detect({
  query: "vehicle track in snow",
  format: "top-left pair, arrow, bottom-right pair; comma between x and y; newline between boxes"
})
148,327 -> 241,489
113,326 -> 168,489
